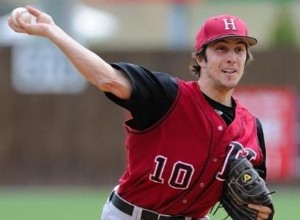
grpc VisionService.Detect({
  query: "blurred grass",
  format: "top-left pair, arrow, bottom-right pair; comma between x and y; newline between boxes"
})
0,187 -> 110,220
0,185 -> 299,220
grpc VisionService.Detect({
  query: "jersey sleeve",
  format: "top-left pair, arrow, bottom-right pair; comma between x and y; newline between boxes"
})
105,62 -> 178,130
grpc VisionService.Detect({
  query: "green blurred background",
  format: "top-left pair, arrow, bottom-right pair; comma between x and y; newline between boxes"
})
0,185 -> 298,220
0,0 -> 300,219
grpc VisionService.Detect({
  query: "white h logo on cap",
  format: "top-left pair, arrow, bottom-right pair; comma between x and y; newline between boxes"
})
223,18 -> 237,30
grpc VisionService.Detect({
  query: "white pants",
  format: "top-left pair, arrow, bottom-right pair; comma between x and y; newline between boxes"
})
101,198 -> 132,220
100,194 -> 210,220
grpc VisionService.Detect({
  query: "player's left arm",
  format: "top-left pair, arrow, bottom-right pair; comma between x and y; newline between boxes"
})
255,118 -> 267,179
249,118 -> 274,220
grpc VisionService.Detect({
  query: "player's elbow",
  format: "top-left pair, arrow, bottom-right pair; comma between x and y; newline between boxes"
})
94,78 -> 132,100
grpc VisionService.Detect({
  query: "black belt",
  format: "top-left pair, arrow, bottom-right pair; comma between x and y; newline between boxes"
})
109,191 -> 190,220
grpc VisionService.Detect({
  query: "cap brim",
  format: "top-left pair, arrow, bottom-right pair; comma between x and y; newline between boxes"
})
205,35 -> 257,47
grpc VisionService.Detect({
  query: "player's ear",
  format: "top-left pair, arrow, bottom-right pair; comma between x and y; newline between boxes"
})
196,55 -> 206,68
194,45 -> 207,68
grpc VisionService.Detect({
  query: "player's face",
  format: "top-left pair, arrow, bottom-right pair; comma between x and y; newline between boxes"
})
198,38 -> 247,91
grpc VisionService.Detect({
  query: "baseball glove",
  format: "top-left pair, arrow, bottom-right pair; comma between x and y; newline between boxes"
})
220,157 -> 274,220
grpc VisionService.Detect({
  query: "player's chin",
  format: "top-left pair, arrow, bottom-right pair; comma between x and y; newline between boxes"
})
221,81 -> 239,90
221,76 -> 241,88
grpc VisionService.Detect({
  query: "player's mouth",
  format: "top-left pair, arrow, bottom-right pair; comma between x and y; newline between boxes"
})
221,69 -> 237,74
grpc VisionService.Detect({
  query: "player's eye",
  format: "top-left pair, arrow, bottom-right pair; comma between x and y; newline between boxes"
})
216,46 -> 227,51
235,47 -> 244,53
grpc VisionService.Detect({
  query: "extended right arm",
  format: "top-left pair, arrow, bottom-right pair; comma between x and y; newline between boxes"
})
8,5 -> 132,100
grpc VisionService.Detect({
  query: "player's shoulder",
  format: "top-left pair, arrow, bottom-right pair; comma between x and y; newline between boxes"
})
112,62 -> 174,79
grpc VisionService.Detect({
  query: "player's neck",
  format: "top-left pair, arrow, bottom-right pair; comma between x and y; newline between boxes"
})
198,81 -> 234,107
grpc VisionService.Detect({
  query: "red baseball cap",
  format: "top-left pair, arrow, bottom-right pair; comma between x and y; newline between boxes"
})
195,14 -> 257,52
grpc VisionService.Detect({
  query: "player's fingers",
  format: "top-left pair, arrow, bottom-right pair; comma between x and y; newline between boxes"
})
248,204 -> 272,213
7,17 -> 26,33
248,204 -> 272,220
25,5 -> 55,26
8,16 -> 39,36
257,211 -> 270,220
25,5 -> 42,17
248,203 -> 260,211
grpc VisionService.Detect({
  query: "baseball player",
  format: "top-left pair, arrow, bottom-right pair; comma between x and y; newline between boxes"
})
8,5 -> 274,220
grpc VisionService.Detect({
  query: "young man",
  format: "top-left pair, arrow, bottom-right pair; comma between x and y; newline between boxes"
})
8,6 -> 273,220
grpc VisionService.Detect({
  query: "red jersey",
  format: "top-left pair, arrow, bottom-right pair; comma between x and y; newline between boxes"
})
117,80 -> 263,218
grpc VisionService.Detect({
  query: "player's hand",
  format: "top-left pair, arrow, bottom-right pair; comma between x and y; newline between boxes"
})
8,5 -> 56,37
248,204 -> 273,220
